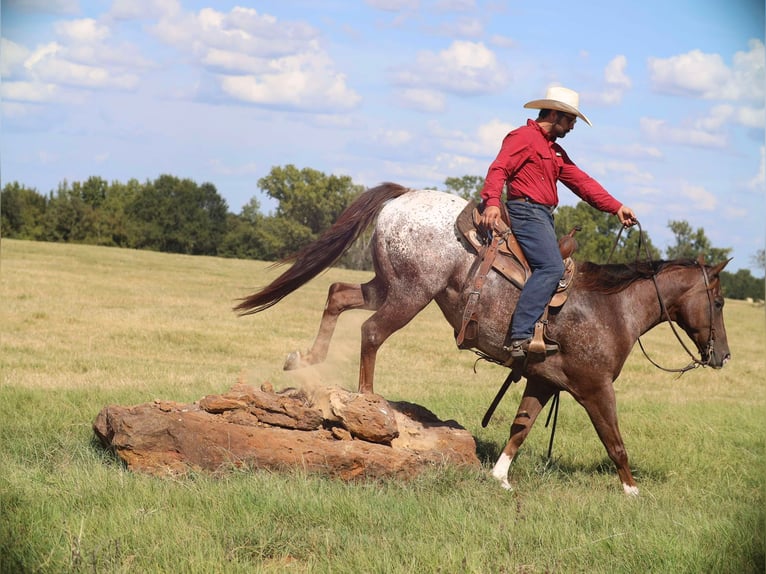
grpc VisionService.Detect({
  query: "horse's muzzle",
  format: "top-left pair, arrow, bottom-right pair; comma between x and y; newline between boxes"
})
706,350 -> 731,369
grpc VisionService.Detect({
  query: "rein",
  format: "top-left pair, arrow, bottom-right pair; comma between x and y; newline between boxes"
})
608,222 -> 716,374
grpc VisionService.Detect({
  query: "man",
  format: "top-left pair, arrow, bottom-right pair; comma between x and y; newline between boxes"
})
479,86 -> 638,360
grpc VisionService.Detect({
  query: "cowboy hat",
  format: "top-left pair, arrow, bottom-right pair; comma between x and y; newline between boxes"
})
524,86 -> 592,127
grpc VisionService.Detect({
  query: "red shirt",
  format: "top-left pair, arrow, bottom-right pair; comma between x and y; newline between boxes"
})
480,119 -> 622,214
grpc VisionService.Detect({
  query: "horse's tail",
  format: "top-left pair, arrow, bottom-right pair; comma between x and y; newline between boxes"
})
234,182 -> 412,315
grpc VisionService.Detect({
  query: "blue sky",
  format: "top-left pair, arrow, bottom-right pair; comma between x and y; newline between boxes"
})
2,0 -> 764,272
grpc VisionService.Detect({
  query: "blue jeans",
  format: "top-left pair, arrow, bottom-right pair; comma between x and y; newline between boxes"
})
506,200 -> 564,340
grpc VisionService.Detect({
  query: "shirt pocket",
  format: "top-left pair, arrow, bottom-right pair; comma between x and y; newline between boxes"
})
535,150 -> 557,182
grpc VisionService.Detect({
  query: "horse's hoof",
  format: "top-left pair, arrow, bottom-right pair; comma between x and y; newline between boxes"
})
490,472 -> 514,492
622,484 -> 640,496
283,350 -> 304,370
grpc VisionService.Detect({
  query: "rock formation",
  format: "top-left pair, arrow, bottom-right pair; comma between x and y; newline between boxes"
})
93,383 -> 479,480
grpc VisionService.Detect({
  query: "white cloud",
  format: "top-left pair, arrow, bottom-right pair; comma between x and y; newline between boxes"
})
109,0 -> 181,20
151,6 -> 360,112
219,53 -> 360,110
489,35 -> 517,49
396,88 -> 446,112
1,38 -> 30,78
748,145 -> 765,191
588,55 -> 631,106
5,15 -> 151,102
153,7 -> 319,58
679,181 -> 717,211
589,160 -> 655,185
393,40 -> 509,95
23,40 -> 139,90
424,117 -> 513,159
735,105 -> 766,129
640,117 -> 727,148
648,39 -> 765,102
374,129 -> 414,147
476,119 -> 514,153
433,0 -> 477,10
431,17 -> 483,38
54,18 -> 109,43
1,80 -> 59,102
30,55 -> 139,89
605,55 -> 631,88
365,0 -> 419,11
601,143 -> 663,160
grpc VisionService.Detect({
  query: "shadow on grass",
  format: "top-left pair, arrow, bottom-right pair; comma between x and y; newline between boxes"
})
474,434 -> 669,485
532,454 -> 669,484
89,435 -> 128,471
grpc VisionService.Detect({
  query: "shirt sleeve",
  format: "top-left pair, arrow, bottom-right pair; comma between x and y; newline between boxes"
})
556,147 -> 622,214
480,130 -> 530,208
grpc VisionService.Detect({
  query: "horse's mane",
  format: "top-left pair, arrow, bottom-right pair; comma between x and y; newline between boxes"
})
577,258 -> 699,294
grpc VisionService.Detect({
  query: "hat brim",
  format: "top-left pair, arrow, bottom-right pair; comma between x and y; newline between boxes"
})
524,99 -> 592,126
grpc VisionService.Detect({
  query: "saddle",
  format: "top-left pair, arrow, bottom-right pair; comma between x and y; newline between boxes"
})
454,200 -> 579,356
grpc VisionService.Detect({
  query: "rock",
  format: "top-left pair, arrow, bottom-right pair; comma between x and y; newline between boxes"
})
198,383 -> 324,431
93,383 -> 479,481
326,388 -> 399,443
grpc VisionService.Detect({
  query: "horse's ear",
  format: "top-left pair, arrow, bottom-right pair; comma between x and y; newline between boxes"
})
710,258 -> 733,276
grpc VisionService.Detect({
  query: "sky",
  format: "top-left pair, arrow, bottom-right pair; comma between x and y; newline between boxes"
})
2,0 -> 764,272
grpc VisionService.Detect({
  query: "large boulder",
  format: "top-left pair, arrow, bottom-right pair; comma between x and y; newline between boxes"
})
93,383 -> 479,480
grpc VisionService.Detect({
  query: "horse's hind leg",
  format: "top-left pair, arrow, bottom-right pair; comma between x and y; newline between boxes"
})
284,280 -> 381,370
492,379 -> 557,490
357,294 -> 432,394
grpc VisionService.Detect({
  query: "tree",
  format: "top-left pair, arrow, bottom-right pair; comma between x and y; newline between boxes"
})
127,175 -> 229,255
444,175 -> 485,202
101,178 -> 144,248
255,165 -> 364,259
553,202 -> 660,264
218,197 -> 274,260
1,182 -> 47,239
751,248 -> 765,274
720,268 -> 764,300
665,220 -> 731,263
75,176 -> 109,209
42,180 -> 99,243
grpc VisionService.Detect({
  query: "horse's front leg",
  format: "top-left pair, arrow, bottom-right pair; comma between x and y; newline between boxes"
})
578,383 -> 638,496
492,379 -> 556,490
284,282 -> 369,370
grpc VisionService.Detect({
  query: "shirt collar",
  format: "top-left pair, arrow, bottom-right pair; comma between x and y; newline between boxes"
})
527,118 -> 554,143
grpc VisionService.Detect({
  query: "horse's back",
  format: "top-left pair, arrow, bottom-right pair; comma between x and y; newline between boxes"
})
372,190 -> 473,297
374,190 -> 470,273
378,189 -> 468,232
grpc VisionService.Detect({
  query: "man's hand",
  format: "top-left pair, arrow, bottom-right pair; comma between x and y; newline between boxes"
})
616,204 -> 638,227
479,205 -> 502,230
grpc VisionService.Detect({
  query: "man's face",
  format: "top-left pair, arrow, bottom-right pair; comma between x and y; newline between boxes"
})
553,112 -> 577,139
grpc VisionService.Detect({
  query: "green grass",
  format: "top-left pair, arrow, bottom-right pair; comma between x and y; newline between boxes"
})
1,238 -> 763,573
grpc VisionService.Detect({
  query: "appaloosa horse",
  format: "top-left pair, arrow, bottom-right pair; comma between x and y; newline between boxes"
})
236,183 -> 731,494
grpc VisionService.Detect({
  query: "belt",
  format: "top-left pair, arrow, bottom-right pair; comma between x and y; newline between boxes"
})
508,196 -> 556,213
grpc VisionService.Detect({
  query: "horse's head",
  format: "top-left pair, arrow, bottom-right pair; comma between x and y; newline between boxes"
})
672,257 -> 732,369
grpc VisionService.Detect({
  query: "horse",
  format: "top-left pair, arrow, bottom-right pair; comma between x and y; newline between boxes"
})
235,183 -> 731,495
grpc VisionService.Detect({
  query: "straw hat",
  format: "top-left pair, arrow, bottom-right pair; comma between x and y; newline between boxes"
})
524,86 -> 592,127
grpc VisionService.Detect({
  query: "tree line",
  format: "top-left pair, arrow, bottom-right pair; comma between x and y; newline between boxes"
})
2,166 -> 764,300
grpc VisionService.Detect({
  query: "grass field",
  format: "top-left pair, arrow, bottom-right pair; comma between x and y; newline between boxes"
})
1,238 -> 763,573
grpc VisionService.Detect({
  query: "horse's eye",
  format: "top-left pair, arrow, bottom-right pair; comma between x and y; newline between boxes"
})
715,297 -> 724,310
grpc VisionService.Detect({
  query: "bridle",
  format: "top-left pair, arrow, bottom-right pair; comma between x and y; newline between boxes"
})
609,222 -> 717,375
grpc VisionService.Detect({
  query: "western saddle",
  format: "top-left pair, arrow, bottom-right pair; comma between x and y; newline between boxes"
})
454,200 -> 579,363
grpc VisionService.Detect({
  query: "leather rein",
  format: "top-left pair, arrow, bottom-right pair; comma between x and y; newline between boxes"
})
608,222 -> 717,375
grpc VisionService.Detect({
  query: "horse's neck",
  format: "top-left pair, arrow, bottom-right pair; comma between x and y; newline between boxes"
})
626,270 -> 686,337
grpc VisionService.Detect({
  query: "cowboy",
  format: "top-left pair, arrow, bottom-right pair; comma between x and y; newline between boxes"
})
479,86 -> 638,360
